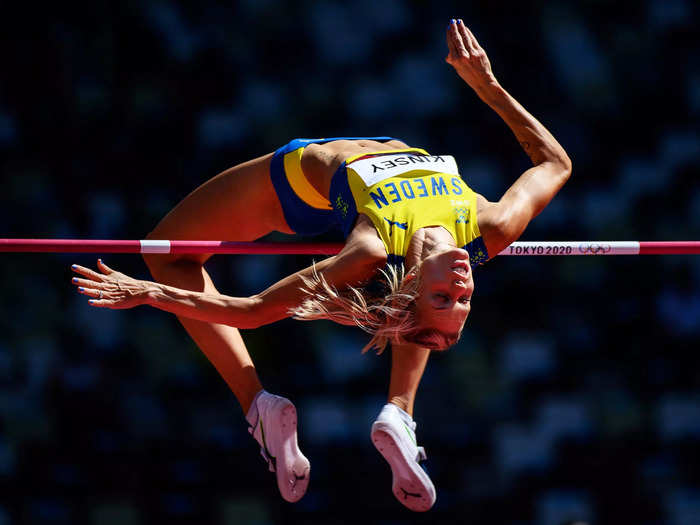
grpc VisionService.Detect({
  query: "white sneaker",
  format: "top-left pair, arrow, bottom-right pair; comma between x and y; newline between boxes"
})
248,392 -> 310,502
371,403 -> 436,512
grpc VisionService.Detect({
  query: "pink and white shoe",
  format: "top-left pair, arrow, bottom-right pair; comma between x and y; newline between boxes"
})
248,392 -> 310,502
371,403 -> 436,512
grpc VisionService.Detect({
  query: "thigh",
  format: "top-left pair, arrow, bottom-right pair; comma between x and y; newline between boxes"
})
149,152 -> 293,246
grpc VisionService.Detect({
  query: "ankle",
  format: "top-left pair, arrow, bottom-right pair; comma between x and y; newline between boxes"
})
387,396 -> 413,417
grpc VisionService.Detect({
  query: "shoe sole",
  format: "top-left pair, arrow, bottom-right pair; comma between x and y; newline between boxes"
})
265,398 -> 310,503
371,422 -> 436,512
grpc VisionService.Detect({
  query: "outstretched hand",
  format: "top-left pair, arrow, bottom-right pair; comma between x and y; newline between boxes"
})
71,259 -> 150,309
445,19 -> 498,94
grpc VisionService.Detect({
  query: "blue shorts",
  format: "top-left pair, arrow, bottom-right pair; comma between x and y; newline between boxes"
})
269,137 -> 396,235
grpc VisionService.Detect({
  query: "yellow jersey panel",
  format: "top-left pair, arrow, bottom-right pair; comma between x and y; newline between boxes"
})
330,149 -> 489,266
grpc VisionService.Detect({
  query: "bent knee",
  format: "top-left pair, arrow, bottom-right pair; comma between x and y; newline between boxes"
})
143,255 -> 210,292
142,230 -> 212,282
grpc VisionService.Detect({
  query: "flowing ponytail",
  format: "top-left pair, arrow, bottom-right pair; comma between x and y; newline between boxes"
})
291,263 -> 421,354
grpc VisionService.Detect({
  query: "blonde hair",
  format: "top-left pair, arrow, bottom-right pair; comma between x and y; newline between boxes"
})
291,264 -> 421,354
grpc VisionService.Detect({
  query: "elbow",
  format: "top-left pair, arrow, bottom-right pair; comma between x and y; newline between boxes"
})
543,154 -> 572,183
353,241 -> 388,272
560,153 -> 572,180
482,208 -> 525,257
552,145 -> 572,180
367,244 -> 389,269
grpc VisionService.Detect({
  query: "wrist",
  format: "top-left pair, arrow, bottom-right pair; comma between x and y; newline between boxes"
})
473,77 -> 503,102
142,282 -> 161,305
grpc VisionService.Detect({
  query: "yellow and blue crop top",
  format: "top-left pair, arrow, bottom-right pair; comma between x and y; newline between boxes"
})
329,148 -> 489,267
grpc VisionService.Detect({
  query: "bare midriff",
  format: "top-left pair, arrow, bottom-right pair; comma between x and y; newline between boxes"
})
300,139 -> 410,198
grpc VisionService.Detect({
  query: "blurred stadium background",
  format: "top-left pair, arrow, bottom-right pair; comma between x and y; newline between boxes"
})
1,1 -> 699,524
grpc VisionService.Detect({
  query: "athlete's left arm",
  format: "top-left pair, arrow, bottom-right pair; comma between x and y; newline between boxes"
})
446,20 -> 572,256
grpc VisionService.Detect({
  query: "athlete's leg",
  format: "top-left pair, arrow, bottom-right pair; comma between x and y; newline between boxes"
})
371,344 -> 435,512
143,152 -> 292,414
387,344 -> 430,416
144,152 -> 311,502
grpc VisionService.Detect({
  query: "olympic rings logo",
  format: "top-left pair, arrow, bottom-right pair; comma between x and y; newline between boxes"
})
578,243 -> 612,254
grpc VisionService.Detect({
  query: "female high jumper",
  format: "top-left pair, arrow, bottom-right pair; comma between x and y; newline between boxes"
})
71,20 -> 571,512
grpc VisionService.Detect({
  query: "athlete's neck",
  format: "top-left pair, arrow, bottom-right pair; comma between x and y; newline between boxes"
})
405,226 -> 457,270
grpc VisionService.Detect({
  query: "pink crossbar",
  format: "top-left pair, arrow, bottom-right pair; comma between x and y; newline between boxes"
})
0,239 -> 343,254
1,239 -> 700,255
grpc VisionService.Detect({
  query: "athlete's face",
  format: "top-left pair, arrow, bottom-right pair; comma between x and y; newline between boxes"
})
410,247 -> 473,350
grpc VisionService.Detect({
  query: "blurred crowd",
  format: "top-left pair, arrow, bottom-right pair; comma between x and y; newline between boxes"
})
1,1 -> 699,524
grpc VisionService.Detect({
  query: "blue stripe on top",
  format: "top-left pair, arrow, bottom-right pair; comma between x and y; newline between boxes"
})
463,237 -> 489,267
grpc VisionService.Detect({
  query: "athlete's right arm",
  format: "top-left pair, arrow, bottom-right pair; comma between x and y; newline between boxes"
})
446,19 -> 572,256
71,259 -> 263,328
71,236 -> 385,329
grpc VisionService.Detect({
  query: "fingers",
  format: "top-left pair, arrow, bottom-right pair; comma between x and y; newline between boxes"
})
70,258 -> 114,281
74,283 -> 113,307
446,19 -> 469,61
71,264 -> 104,282
446,20 -> 459,59
96,258 -> 114,275
447,19 -> 482,56
70,269 -> 109,300
86,299 -> 110,308
457,20 -> 477,54
462,23 -> 484,52
77,286 -> 103,298
72,276 -> 106,289
70,260 -> 126,309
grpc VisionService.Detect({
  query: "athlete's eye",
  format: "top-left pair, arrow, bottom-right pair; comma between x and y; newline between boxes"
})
458,295 -> 471,304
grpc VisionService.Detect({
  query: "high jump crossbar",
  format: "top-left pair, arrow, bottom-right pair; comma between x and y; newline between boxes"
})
1,239 -> 700,256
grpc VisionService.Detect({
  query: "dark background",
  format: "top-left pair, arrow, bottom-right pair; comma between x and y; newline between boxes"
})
1,1 -> 699,524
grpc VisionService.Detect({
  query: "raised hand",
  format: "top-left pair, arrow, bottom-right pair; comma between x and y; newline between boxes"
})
71,259 -> 150,309
445,19 -> 498,95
